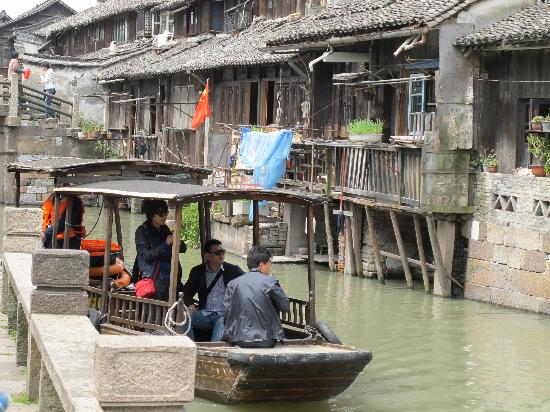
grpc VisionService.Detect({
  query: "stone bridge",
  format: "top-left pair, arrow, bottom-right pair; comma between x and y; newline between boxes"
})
0,207 -> 196,411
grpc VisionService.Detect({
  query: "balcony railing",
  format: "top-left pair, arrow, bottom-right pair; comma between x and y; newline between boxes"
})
333,144 -> 422,207
224,0 -> 254,32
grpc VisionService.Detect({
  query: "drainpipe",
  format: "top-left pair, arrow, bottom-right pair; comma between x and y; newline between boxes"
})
309,47 -> 334,72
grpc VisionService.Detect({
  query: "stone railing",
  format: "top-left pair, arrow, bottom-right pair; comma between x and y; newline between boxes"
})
1,207 -> 196,411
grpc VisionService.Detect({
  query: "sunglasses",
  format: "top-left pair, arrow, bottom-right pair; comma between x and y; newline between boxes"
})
210,249 -> 225,256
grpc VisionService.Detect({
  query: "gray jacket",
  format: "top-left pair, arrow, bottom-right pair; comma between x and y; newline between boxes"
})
222,270 -> 290,343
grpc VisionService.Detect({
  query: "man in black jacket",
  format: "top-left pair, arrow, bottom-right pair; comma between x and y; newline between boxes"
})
182,239 -> 244,341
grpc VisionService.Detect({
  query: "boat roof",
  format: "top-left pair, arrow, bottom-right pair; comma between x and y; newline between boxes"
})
6,157 -> 211,178
53,180 -> 326,205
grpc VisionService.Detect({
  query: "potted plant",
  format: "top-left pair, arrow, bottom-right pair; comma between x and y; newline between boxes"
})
527,133 -> 550,177
347,119 -> 384,142
479,151 -> 499,173
531,115 -> 544,131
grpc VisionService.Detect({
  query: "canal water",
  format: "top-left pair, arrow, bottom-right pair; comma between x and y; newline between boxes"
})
3,205 -> 550,411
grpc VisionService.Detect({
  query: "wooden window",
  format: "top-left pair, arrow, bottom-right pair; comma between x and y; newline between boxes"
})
144,9 -> 152,37
152,12 -> 161,35
188,6 -> 200,35
114,17 -> 126,42
160,11 -> 174,33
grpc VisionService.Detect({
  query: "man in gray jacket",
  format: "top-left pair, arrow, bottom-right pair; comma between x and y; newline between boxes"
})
222,246 -> 289,348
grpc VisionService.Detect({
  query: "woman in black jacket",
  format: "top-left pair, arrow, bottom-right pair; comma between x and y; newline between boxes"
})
134,199 -> 186,301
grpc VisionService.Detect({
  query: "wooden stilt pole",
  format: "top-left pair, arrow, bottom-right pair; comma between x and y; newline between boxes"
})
169,204 -> 183,306
426,215 -> 459,297
390,210 -> 413,289
365,206 -> 384,284
351,204 -> 363,277
306,205 -> 316,326
62,197 -> 73,249
204,201 -> 211,241
344,203 -> 356,276
252,200 -> 260,246
15,172 -> 20,207
323,203 -> 335,271
413,214 -> 430,294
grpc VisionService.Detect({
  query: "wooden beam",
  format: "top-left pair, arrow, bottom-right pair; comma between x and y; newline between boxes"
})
306,205 -> 316,326
379,251 -> 436,270
114,200 -> 124,261
169,204 -> 183,306
14,172 -> 20,207
390,210 -> 413,289
365,206 -> 384,283
323,203 -> 335,271
204,201 -> 211,241
198,202 -> 205,261
51,194 -> 60,249
101,198 -> 114,316
252,200 -> 260,246
413,214 -> 430,293
426,214 -> 451,297
344,203 -> 356,276
62,196 -> 73,249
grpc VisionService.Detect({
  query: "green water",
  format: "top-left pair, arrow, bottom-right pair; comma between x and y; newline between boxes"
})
4,206 -> 550,411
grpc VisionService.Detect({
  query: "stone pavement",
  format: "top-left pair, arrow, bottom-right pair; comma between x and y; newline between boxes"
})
0,273 -> 38,412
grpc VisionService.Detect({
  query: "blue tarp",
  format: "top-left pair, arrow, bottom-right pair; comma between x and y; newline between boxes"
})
239,128 -> 293,220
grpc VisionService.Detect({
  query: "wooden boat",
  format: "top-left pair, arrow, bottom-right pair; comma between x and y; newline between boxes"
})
52,180 -> 373,404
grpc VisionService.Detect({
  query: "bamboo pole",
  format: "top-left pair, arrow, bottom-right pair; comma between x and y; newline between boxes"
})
51,194 -> 60,249
323,203 -> 335,271
62,197 -> 73,249
252,200 -> 260,246
365,206 -> 384,283
101,198 -> 114,315
413,214 -> 430,293
114,201 -> 124,261
307,205 -> 316,326
390,210 -> 413,289
169,204 -> 183,306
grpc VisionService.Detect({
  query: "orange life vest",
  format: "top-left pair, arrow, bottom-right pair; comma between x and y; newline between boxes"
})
41,196 -> 86,239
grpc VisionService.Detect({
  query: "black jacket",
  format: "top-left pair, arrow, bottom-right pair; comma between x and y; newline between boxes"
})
182,262 -> 244,308
133,221 -> 186,288
222,270 -> 289,343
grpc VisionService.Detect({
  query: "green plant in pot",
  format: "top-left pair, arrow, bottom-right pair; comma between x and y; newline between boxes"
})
531,115 -> 544,131
527,133 -> 550,177
479,151 -> 499,172
347,119 -> 384,142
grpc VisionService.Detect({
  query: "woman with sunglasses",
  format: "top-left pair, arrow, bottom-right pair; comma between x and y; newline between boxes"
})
134,199 -> 187,301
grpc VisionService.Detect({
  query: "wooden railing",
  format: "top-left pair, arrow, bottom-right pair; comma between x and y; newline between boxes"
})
224,0 -> 254,32
281,145 -> 326,193
280,297 -> 308,329
333,145 -> 422,207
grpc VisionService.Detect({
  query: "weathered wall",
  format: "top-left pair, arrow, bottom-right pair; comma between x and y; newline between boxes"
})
465,172 -> 550,313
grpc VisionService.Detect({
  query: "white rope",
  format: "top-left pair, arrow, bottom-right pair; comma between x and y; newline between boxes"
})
164,298 -> 192,336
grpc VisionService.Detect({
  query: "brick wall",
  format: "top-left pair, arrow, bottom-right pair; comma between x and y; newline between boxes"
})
465,172 -> 550,313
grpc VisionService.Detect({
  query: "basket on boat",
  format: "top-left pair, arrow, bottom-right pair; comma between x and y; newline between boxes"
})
81,239 -> 121,267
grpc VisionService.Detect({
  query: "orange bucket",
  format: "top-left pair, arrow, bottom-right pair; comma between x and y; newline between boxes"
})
23,67 -> 30,80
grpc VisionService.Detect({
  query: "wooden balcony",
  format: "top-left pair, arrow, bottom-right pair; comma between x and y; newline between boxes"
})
224,0 -> 254,32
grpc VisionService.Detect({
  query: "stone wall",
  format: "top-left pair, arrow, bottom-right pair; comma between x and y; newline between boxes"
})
465,172 -> 550,313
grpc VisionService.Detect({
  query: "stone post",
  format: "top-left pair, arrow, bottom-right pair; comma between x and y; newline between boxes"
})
16,302 -> 28,366
0,261 -> 8,313
30,249 -> 89,315
71,94 -> 79,129
94,335 -> 196,411
27,334 -> 41,401
38,359 -> 63,411
8,73 -> 18,118
2,207 -> 42,253
283,203 -> 307,255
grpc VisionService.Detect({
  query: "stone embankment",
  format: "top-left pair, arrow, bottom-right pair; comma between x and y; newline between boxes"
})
465,173 -> 550,313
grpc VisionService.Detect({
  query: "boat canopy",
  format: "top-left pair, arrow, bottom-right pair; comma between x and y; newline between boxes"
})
53,180 -> 326,206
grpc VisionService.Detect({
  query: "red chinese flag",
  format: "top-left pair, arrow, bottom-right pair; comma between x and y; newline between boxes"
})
191,79 -> 212,129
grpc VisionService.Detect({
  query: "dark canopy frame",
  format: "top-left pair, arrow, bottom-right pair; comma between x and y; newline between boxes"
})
52,180 -> 325,327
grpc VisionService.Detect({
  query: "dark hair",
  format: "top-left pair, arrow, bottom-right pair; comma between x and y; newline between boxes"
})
11,51 -> 19,59
246,246 -> 272,270
204,239 -> 222,253
42,62 -> 50,69
142,199 -> 168,220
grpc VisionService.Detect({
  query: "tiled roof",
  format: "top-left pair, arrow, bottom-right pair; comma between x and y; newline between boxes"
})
36,0 -> 164,38
267,0 -> 480,47
0,0 -> 75,29
455,2 -> 550,49
97,17 -> 296,80
151,0 -> 194,12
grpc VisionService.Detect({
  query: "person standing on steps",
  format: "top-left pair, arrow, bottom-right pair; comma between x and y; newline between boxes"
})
39,62 -> 56,118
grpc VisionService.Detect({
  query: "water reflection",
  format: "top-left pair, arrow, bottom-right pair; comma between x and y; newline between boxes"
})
3,205 -> 550,411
